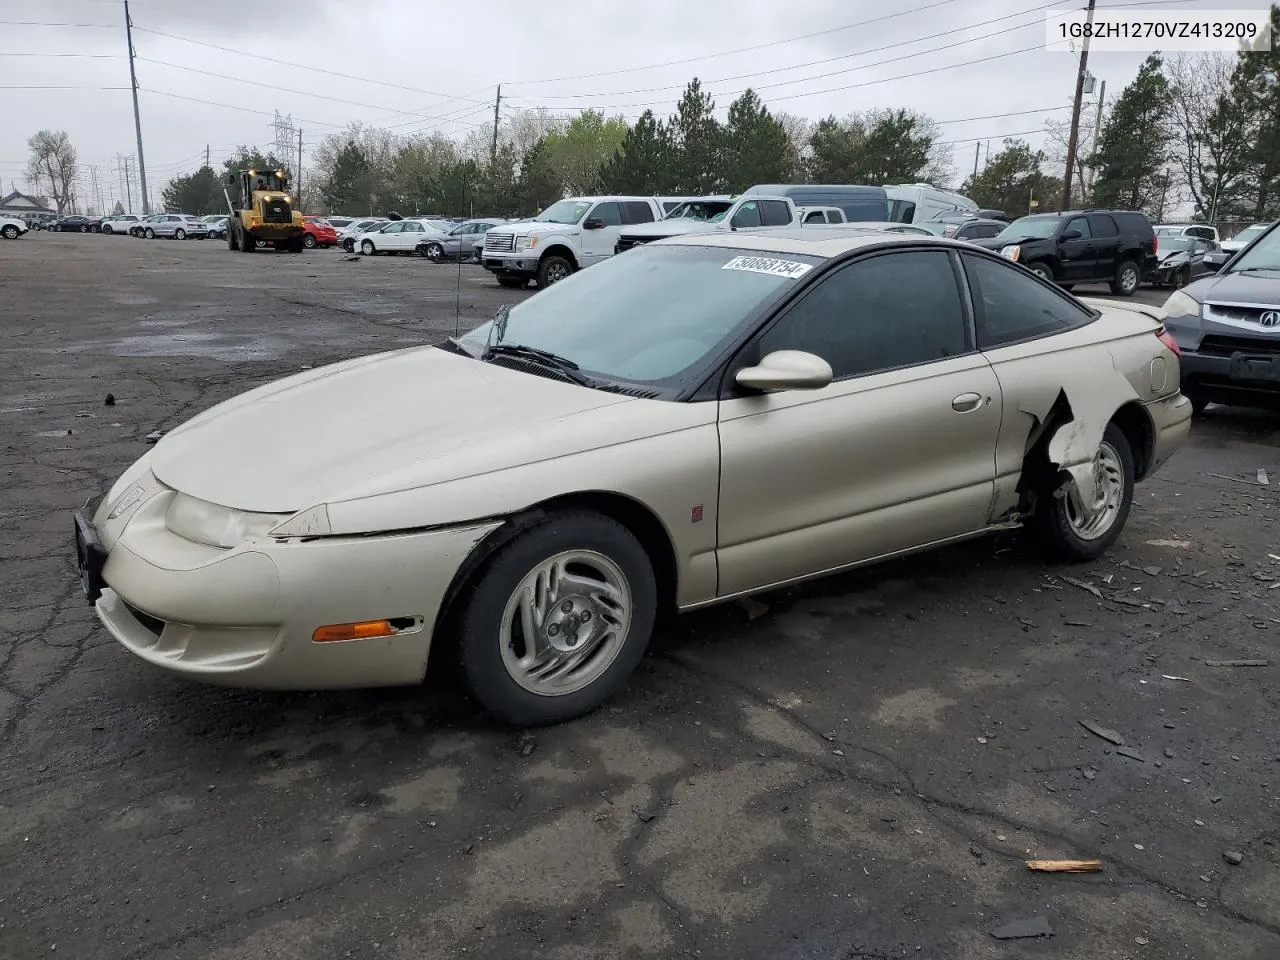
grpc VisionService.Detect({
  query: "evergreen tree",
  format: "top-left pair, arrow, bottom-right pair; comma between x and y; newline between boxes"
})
1088,54 -> 1172,212
599,110 -> 670,194
721,89 -> 792,190
666,79 -> 723,193
960,139 -> 1062,216
321,141 -> 372,215
160,165 -> 223,215
1231,4 -> 1280,219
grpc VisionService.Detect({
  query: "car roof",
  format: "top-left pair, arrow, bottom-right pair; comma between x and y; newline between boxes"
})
657,228 -> 954,258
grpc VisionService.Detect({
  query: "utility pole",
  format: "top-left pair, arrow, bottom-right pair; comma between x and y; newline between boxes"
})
296,128 -> 303,208
1086,78 -> 1106,197
123,1 -> 150,214
1061,0 -> 1097,209
972,142 -> 981,179
205,143 -> 210,169
490,84 -> 502,163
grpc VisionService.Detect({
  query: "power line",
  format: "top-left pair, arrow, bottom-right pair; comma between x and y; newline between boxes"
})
134,57 -> 492,128
0,20 -> 116,28
131,26 -> 491,106
0,84 -> 129,90
0,52 -> 124,58
519,1 -> 1063,101
511,0 -> 972,85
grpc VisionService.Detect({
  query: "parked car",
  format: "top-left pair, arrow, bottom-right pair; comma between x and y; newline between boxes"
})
73,228 -> 1191,726
50,215 -> 94,232
302,216 -> 339,248
482,196 -> 669,288
971,209 -> 1158,296
129,215 -> 166,237
323,216 -> 358,230
101,215 -> 140,235
614,195 -> 842,255
338,218 -> 388,252
355,218 -> 451,256
26,213 -> 59,230
0,215 -> 29,239
142,214 -> 210,239
203,216 -> 229,240
417,218 -> 508,261
1154,222 -> 1220,245
1161,219 -> 1280,413
884,183 -> 979,223
742,184 -> 891,222
916,216 -> 1008,242
1204,221 -> 1276,272
1150,236 -> 1219,288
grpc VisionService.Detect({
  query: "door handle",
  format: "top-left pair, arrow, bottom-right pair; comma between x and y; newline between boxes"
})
951,393 -> 984,413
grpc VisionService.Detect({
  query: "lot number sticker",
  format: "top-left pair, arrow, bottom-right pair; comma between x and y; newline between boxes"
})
722,256 -> 813,279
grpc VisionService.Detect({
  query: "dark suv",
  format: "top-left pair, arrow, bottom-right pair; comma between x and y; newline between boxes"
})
972,209 -> 1158,296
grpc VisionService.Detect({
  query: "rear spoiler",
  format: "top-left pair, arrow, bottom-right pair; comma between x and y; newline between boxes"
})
1078,296 -> 1164,324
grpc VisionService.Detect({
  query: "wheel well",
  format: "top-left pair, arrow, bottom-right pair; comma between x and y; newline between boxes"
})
540,245 -> 578,269
1110,400 -> 1154,479
430,491 -> 679,652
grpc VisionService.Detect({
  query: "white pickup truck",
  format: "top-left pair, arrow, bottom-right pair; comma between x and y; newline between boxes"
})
480,195 -> 669,289
613,194 -> 846,254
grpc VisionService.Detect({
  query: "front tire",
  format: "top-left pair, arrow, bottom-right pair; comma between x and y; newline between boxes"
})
1,225 -> 18,240
144,228 -> 155,239
456,512 -> 657,726
361,239 -> 376,255
1032,422 -> 1135,563
303,233 -> 317,248
1026,261 -> 1054,283
1110,259 -> 1141,296
536,255 -> 573,289
424,242 -> 443,262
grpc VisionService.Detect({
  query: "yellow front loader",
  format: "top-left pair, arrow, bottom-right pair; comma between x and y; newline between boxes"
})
224,168 -> 305,253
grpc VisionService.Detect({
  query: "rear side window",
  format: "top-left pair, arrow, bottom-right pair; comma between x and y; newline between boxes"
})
803,211 -> 824,224
888,200 -> 917,223
962,253 -> 1093,349
1116,213 -> 1153,237
622,201 -> 656,225
759,200 -> 792,226
1090,214 -> 1119,238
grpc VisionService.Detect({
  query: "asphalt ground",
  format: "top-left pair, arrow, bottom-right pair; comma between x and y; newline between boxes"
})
1,231 -> 1278,960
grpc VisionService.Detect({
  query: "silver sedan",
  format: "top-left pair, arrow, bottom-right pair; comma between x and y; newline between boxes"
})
417,218 -> 510,262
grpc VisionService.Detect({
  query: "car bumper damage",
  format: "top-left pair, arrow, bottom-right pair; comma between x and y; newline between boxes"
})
76,469 -> 501,690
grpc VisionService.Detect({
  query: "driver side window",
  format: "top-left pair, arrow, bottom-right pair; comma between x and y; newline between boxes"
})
589,202 -> 622,226
755,251 -> 971,380
1064,217 -> 1091,239
731,201 -> 762,228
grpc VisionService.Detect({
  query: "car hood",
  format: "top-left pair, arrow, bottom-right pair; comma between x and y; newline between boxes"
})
622,220 -> 718,238
149,348 -> 652,514
1157,250 -> 1190,265
1185,269 -> 1280,303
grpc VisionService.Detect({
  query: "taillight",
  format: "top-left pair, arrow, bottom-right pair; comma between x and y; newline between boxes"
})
1156,326 -> 1179,356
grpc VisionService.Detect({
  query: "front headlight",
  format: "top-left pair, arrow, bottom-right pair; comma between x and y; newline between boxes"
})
517,236 -> 538,250
1162,290 -> 1202,319
1000,244 -> 1021,261
165,493 -> 288,548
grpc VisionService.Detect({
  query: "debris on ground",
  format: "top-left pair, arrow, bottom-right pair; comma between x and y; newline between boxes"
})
736,597 -> 769,620
144,430 -> 164,444
1146,539 -> 1191,548
1062,576 -> 1104,599
990,917 -> 1054,940
1210,473 -> 1269,487
1116,746 -> 1146,762
1026,859 -> 1102,873
104,393 -> 115,406
1143,565 -> 1163,576
1203,659 -> 1269,667
1224,850 -> 1244,865
1258,468 -> 1270,485
1079,719 -> 1125,745
1162,675 -> 1192,682
342,255 -> 360,262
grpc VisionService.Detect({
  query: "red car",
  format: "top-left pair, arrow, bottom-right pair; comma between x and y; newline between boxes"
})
302,217 -> 339,249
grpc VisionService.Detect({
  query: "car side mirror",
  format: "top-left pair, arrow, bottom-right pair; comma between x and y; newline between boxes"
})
735,350 -> 833,393
583,217 -> 604,230
1060,229 -> 1082,241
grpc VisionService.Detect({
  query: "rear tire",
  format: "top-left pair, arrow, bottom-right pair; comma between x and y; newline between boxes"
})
455,511 -> 657,726
1110,259 -> 1141,296
144,228 -> 155,239
1031,422 -> 1135,563
424,242 -> 443,262
175,228 -> 186,240
361,239 -> 376,255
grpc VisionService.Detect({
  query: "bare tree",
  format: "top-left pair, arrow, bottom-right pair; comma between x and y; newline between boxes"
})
1164,52 -> 1257,220
26,130 -> 77,214
460,108 -> 570,165
1043,104 -> 1103,205
774,111 -> 814,175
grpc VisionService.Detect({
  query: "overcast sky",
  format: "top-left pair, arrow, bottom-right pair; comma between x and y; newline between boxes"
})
0,0 -> 1266,210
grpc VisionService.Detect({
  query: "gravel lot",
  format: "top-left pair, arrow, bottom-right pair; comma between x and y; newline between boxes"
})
2,232 -> 1278,960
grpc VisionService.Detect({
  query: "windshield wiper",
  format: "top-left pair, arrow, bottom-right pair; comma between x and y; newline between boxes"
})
484,343 -> 596,386
1229,266 -> 1280,274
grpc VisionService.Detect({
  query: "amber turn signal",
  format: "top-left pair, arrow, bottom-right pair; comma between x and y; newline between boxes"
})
312,620 -> 398,643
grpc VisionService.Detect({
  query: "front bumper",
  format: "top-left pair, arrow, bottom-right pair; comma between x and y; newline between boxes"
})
1176,341 -> 1280,406
481,249 -> 538,276
79,479 -> 502,690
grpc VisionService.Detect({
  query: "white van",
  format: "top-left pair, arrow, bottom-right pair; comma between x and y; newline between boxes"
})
885,183 -> 978,223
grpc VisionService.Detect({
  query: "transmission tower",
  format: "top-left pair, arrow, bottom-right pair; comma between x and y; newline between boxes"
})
272,111 -> 296,173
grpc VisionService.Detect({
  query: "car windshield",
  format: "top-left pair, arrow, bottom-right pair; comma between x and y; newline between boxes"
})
457,244 -> 820,387
663,200 -> 734,221
1226,224 -> 1280,272
995,216 -> 1061,241
1160,237 -> 1195,252
1232,225 -> 1267,244
534,200 -> 591,225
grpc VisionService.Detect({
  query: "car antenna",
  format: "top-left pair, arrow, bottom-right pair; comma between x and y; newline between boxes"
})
454,196 -> 463,339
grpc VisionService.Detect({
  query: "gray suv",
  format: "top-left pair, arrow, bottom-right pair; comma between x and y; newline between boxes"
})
144,214 -> 211,240
1161,219 -> 1280,413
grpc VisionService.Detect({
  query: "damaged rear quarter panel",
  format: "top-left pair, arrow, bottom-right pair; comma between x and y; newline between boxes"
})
983,305 -> 1163,521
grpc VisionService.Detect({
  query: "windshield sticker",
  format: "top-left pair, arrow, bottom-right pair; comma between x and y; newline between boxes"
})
722,255 -> 814,279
